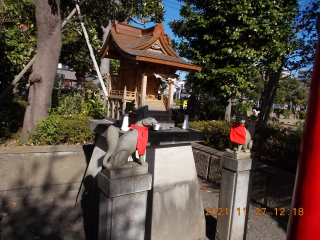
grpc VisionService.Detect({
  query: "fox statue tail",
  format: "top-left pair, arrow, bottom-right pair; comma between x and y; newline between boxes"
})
102,125 -> 119,168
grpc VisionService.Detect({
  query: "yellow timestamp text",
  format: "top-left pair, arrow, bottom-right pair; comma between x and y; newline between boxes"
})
205,207 -> 267,216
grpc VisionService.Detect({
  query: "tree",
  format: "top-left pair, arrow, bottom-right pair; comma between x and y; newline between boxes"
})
275,77 -> 308,106
169,0 -> 319,126
19,0 -> 164,141
0,0 -> 37,95
21,0 -> 62,141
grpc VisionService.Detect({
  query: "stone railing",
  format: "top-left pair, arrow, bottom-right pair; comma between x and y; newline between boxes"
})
191,142 -> 295,210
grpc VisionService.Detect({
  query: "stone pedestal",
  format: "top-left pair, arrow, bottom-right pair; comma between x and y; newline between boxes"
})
98,163 -> 152,240
215,152 -> 256,240
145,144 -> 206,240
82,120 -> 206,240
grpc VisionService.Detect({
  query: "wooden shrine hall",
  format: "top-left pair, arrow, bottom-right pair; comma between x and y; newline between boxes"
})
99,22 -> 201,124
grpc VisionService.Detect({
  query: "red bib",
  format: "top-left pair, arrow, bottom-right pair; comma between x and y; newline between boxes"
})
130,124 -> 148,155
230,123 -> 246,144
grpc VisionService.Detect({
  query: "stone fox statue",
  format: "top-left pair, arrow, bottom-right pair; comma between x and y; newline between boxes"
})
228,111 -> 255,153
103,106 -> 157,169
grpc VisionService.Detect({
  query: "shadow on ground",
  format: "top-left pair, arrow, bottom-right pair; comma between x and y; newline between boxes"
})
0,145 -> 96,240
204,210 -> 217,240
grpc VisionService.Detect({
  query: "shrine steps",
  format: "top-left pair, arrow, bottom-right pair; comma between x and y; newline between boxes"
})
145,99 -> 166,111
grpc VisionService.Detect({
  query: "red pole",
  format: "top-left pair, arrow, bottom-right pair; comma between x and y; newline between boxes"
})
286,22 -> 320,239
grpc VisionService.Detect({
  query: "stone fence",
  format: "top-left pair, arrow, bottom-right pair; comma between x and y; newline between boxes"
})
0,145 -> 93,200
0,143 -> 295,211
191,143 -> 295,210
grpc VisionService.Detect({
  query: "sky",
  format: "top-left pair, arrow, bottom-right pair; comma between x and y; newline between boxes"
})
131,0 -> 187,80
131,0 -> 184,41
130,0 -> 317,78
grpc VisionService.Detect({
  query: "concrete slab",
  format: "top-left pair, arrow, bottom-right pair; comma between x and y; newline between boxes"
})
0,153 -> 29,191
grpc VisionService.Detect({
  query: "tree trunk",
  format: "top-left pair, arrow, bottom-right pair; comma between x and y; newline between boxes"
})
21,0 -> 61,141
224,98 -> 232,121
100,22 -> 112,106
258,67 -> 282,126
100,22 -> 112,77
76,71 -> 86,98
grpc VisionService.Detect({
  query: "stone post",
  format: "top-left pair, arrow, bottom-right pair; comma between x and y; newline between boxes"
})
215,151 -> 256,240
140,75 -> 147,106
98,163 -> 152,240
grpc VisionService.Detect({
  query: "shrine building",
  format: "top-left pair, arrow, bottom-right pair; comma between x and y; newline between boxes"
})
99,22 -> 201,123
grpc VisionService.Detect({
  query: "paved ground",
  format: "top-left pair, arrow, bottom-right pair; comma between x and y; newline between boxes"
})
0,177 -> 288,240
199,178 -> 288,240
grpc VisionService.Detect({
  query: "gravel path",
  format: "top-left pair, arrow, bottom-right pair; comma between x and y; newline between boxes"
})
198,177 -> 288,240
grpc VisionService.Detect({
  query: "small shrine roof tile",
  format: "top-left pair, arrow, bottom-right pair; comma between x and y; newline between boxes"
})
100,22 -> 201,72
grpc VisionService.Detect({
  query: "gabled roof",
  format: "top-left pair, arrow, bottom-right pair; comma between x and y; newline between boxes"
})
99,22 -> 201,72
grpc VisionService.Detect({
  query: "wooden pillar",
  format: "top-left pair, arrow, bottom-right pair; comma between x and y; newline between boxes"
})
140,75 -> 147,107
107,100 -> 110,117
116,100 -> 120,120
108,75 -> 112,92
122,86 -> 127,114
168,80 -> 174,108
122,101 -> 126,115
111,100 -> 115,119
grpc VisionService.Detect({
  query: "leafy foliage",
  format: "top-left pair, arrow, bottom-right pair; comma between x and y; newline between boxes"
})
253,122 -> 303,172
189,121 -> 232,150
190,120 -> 303,172
0,0 -> 37,92
28,114 -> 95,145
0,97 -> 27,142
173,99 -> 184,106
275,78 -> 308,105
1,88 -> 106,145
27,89 -> 106,145
170,0 -> 319,126
232,101 -> 253,115
299,110 -> 306,119
184,93 -> 226,121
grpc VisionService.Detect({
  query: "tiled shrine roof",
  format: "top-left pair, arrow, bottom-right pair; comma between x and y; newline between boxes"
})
99,22 -> 201,72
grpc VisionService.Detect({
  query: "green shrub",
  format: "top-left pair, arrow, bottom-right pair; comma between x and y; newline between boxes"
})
0,97 -> 27,141
28,114 -> 95,145
283,109 -> 292,119
28,89 -> 107,145
55,92 -> 82,115
51,89 -> 106,119
173,99 -> 184,106
232,101 -> 253,115
274,109 -> 283,118
254,123 -> 301,172
81,90 -> 107,119
189,121 -> 232,150
190,120 -> 302,173
299,110 -> 306,119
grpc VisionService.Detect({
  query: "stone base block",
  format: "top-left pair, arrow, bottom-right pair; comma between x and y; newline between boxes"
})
145,144 -> 206,240
224,149 -> 256,160
99,190 -> 148,240
220,155 -> 256,172
98,165 -> 152,240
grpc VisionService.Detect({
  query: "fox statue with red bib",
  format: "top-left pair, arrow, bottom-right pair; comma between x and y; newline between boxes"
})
227,111 -> 255,153
103,106 -> 157,169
